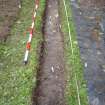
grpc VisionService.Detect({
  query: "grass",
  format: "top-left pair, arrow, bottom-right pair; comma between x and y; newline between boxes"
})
59,0 -> 88,105
0,0 -> 45,105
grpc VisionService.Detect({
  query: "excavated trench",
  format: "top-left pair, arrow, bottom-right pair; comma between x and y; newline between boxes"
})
32,0 -> 66,105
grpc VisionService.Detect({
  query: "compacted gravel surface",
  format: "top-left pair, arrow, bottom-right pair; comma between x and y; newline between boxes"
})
70,0 -> 105,104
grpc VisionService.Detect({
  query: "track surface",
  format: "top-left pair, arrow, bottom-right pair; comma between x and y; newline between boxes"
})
0,0 -> 20,42
71,0 -> 105,105
33,0 -> 66,105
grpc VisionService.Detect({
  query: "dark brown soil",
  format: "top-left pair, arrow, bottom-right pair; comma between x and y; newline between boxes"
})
0,0 -> 21,42
32,0 -> 66,105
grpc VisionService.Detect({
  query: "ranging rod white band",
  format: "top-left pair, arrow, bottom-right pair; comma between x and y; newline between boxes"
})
36,5 -> 38,9
31,21 -> 35,29
34,12 -> 37,18
24,50 -> 29,62
28,34 -> 32,42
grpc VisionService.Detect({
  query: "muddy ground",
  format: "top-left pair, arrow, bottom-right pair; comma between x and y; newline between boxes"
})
0,0 -> 21,42
71,0 -> 105,105
79,0 -> 105,8
33,0 -> 66,105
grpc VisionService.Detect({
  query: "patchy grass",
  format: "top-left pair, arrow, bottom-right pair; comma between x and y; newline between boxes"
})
59,0 -> 88,105
0,0 -> 45,105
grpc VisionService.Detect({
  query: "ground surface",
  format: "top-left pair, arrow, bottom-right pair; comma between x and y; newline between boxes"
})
71,0 -> 105,105
33,0 -> 66,105
0,0 -> 20,42
0,0 -> 45,105
59,0 -> 88,104
79,0 -> 105,8
2,0 -> 104,104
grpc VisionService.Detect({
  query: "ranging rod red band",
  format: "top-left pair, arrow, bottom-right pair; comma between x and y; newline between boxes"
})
35,0 -> 39,6
26,42 -> 31,50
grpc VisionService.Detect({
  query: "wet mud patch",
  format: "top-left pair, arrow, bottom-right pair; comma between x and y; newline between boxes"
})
70,0 -> 105,105
0,0 -> 21,42
32,0 -> 66,105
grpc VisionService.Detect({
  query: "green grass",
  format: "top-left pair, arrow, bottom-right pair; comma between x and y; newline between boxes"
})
0,0 -> 45,105
59,0 -> 88,105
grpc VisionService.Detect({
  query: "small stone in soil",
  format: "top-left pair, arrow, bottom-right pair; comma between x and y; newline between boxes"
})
79,12 -> 82,15
48,5 -> 51,8
103,69 -> 105,72
84,62 -> 88,68
97,50 -> 102,55
55,14 -> 58,18
51,66 -> 54,73
53,30 -> 56,33
19,4 -> 21,9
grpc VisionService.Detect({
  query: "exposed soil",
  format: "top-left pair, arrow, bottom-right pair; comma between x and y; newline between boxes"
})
79,0 -> 105,9
0,0 -> 21,42
33,0 -> 66,105
71,0 -> 105,105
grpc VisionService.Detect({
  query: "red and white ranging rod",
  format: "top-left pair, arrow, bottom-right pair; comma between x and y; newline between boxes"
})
24,0 -> 39,64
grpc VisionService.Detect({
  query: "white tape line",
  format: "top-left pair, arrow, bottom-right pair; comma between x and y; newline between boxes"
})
62,0 -> 81,105
63,0 -> 74,55
75,73 -> 81,105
